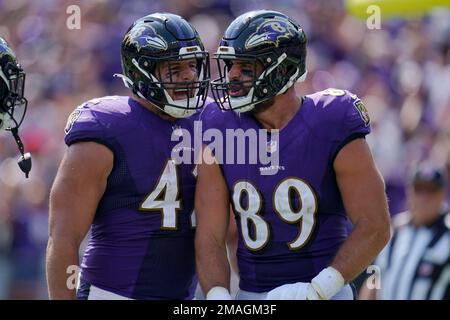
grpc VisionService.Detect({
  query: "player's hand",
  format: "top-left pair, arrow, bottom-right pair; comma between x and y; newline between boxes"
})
306,283 -> 322,300
267,267 -> 345,300
206,286 -> 233,300
266,282 -> 309,300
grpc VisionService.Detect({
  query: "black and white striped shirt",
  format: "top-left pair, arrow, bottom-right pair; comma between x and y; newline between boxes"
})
376,210 -> 450,300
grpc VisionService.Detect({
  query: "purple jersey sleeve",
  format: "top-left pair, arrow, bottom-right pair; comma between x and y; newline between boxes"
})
306,88 -> 371,160
332,90 -> 371,158
64,96 -> 138,150
64,104 -> 107,147
339,91 -> 370,137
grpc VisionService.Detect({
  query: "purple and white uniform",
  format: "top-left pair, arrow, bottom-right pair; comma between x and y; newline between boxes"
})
65,96 -> 201,300
201,89 -> 371,296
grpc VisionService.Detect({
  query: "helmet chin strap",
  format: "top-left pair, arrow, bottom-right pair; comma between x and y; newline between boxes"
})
113,73 -> 133,89
10,126 -> 32,178
113,73 -> 150,102
0,92 -> 32,178
113,73 -> 148,100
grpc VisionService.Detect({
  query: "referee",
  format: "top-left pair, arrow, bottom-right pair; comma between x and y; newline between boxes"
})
360,162 -> 450,300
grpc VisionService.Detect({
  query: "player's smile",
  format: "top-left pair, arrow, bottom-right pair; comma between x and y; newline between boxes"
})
158,58 -> 199,101
172,87 -> 195,100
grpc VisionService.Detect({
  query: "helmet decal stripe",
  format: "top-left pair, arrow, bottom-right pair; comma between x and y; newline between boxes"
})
123,25 -> 168,51
171,21 -> 189,48
245,17 -> 298,49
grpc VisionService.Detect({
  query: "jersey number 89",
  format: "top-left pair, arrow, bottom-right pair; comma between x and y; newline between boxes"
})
232,178 -> 317,251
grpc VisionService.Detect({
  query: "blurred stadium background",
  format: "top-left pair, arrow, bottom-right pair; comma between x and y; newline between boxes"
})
0,0 -> 449,299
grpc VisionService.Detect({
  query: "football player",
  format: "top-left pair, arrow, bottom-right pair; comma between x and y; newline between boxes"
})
46,13 -> 210,299
195,10 -> 391,300
0,36 -> 31,177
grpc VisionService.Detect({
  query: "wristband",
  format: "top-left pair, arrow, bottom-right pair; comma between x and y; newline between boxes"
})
309,266 -> 345,300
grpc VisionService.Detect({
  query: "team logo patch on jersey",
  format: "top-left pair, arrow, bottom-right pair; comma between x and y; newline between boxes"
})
354,100 -> 370,127
64,109 -> 82,134
123,25 -> 168,51
245,18 -> 298,49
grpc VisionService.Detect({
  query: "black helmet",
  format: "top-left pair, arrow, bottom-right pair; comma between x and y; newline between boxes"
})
211,10 -> 307,112
0,36 -> 31,178
0,36 -> 27,130
116,13 -> 210,118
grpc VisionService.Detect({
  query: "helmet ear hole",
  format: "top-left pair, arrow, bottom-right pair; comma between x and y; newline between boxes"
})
140,80 -> 165,102
272,67 -> 286,89
138,57 -> 156,74
255,85 -> 268,98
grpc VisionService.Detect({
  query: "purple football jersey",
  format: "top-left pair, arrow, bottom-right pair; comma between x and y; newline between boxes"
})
201,89 -> 371,292
65,96 -> 203,299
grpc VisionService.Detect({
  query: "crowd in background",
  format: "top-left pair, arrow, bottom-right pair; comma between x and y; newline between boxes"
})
0,0 -> 449,299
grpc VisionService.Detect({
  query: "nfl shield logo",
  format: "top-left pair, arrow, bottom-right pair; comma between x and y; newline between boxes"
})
172,125 -> 184,137
267,140 -> 277,153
